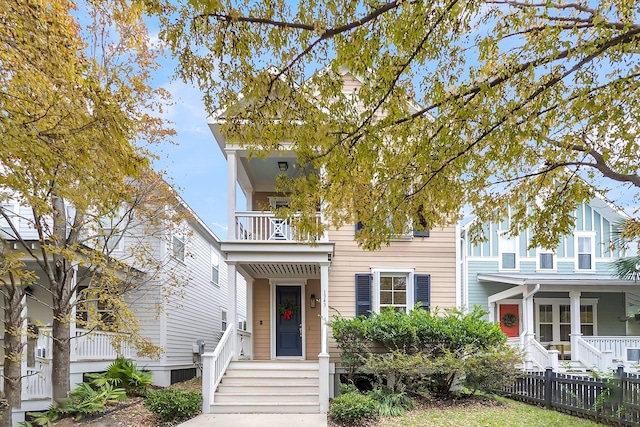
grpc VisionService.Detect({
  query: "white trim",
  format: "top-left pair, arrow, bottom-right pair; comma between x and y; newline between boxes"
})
536,248 -> 556,272
270,281 -> 306,360
370,267 -> 415,314
575,232 -> 596,272
498,231 -> 518,271
534,298 -> 599,344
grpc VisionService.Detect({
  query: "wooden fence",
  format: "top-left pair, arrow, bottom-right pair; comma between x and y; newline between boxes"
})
504,367 -> 640,426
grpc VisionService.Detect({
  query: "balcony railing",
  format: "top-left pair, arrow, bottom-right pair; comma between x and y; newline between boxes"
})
234,211 -> 327,242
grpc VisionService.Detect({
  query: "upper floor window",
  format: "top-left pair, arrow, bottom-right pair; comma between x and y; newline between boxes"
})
211,250 -> 220,284
499,232 -> 517,270
576,234 -> 594,271
0,204 -> 18,235
538,249 -> 555,271
172,234 -> 185,261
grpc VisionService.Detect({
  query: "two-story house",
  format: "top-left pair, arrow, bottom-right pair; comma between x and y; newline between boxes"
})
461,198 -> 640,372
201,70 -> 459,415
1,190 -> 240,423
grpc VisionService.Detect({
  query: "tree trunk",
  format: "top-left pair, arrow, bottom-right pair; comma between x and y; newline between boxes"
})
2,287 -> 25,427
51,310 -> 71,404
50,192 -> 72,404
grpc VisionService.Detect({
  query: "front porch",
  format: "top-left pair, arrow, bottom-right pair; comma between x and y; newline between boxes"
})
202,240 -> 334,414
482,273 -> 640,373
2,327 -> 131,416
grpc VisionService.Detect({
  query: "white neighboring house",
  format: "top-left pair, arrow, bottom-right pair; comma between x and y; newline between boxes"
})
0,192 -> 243,422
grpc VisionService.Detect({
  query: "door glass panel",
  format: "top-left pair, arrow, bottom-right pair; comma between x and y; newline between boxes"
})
559,305 -> 571,323
581,325 -> 594,336
560,325 -> 571,341
580,306 -> 593,323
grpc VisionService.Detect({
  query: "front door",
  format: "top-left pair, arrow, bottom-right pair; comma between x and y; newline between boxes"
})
275,285 -> 302,357
499,304 -> 520,338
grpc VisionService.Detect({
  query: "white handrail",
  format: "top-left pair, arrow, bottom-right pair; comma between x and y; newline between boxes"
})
575,336 -> 613,371
582,336 -> 640,360
202,324 -> 235,412
526,338 -> 559,371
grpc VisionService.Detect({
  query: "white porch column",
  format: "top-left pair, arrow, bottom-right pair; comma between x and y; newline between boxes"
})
522,284 -> 539,371
19,291 -> 28,400
227,263 -> 238,359
569,290 -> 582,361
247,277 -> 254,360
318,262 -> 330,413
70,265 -> 78,362
488,302 -> 496,323
227,150 -> 238,241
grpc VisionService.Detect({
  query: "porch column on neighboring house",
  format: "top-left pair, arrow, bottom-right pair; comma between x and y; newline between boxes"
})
488,302 -> 496,323
569,290 -> 582,361
318,262 -> 330,413
19,291 -> 28,400
69,265 -> 78,362
522,284 -> 539,371
227,263 -> 238,359
227,150 -> 237,241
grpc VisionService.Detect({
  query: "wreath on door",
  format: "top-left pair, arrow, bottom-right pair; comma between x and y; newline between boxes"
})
279,299 -> 298,320
502,313 -> 517,327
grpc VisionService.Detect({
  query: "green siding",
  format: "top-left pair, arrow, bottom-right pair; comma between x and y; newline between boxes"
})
583,292 -> 626,336
585,205 -> 593,231
577,205 -> 584,231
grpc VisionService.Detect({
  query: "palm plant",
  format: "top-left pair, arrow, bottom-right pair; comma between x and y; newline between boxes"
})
610,219 -> 640,282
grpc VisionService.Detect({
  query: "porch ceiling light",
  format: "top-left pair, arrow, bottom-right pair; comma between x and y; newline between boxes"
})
278,161 -> 288,171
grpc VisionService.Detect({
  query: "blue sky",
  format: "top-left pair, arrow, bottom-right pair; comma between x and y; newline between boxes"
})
150,70 -> 231,240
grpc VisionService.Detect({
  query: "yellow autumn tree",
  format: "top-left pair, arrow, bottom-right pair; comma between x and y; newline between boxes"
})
152,0 -> 639,250
0,0 -> 174,418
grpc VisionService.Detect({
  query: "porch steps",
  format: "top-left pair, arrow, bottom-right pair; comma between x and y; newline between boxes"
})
210,360 -> 320,414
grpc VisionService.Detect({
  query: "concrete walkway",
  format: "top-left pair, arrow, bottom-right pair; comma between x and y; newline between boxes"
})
178,413 -> 328,427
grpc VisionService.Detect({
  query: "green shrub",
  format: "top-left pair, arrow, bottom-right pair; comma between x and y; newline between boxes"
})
144,388 -> 202,423
368,388 -> 415,417
464,345 -> 523,395
329,391 -> 378,424
87,357 -> 152,397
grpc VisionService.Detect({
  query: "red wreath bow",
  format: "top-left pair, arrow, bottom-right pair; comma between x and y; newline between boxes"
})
283,309 -> 292,320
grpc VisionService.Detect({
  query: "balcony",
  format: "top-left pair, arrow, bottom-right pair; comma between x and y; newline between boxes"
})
234,212 -> 327,242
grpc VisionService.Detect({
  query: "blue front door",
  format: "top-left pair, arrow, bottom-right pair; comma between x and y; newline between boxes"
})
276,285 -> 302,357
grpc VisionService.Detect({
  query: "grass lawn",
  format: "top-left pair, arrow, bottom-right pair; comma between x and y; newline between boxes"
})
346,396 -> 604,427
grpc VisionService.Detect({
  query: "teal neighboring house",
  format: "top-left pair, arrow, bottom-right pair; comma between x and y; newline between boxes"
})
460,197 -> 640,372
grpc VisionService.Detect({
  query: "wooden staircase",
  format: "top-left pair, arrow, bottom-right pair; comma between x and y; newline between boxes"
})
209,360 -> 321,414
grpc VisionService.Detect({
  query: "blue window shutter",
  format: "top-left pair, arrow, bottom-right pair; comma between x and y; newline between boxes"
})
414,274 -> 431,311
355,274 -> 372,317
413,229 -> 430,237
355,221 -> 364,233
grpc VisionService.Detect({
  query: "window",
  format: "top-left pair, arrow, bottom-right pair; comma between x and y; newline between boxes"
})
211,250 -> 219,284
355,270 -> 430,316
379,274 -> 407,312
221,310 -> 227,332
538,249 -> 555,270
76,286 -> 114,329
576,235 -> 594,270
172,234 -> 185,261
535,299 -> 597,344
499,233 -> 517,270
0,204 -> 17,235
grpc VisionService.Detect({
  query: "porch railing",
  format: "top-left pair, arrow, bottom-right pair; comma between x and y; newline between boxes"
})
574,337 -> 613,371
74,329 -> 132,360
234,211 -> 327,242
237,329 -> 252,359
36,327 -> 131,362
25,362 -> 52,399
526,337 -> 559,371
582,336 -> 640,361
202,324 -> 235,411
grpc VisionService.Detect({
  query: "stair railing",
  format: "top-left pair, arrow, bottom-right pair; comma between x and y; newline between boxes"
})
202,324 -> 235,412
